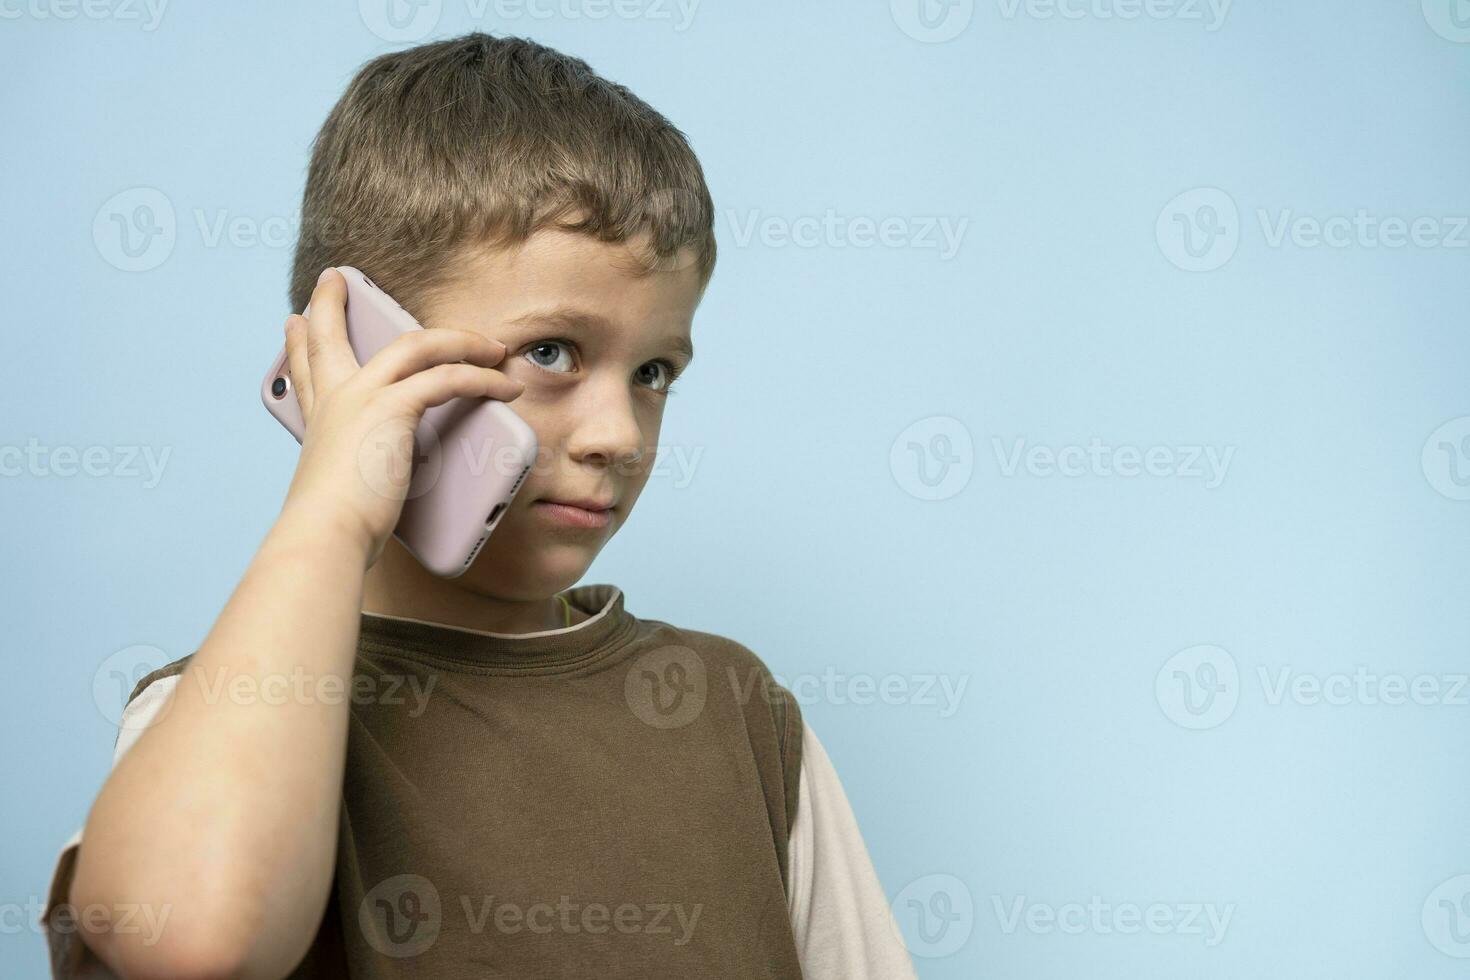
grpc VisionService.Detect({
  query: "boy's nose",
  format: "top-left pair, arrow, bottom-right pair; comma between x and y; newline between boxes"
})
565,392 -> 646,470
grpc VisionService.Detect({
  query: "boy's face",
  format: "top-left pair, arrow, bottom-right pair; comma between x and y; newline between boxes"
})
414,226 -> 705,600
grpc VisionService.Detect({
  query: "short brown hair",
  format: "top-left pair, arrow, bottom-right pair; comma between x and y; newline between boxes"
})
289,32 -> 716,316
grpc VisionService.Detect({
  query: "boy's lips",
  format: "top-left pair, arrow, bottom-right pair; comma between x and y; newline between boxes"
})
532,495 -> 616,529
538,494 -> 616,511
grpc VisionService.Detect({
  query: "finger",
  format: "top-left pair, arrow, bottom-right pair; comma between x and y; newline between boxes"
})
386,363 -> 525,416
304,268 -> 359,393
356,328 -> 507,389
284,315 -> 314,418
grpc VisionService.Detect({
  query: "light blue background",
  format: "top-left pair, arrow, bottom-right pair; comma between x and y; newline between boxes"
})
4,1 -> 1469,977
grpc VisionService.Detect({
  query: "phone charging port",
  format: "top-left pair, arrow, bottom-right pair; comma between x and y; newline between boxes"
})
486,503 -> 506,527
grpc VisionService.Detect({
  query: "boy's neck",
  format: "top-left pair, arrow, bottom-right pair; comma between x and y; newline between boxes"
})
361,538 -> 585,635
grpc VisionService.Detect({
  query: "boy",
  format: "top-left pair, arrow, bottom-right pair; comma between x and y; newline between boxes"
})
45,32 -> 917,979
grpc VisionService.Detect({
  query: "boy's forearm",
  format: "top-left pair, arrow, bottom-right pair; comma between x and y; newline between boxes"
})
71,509 -> 371,980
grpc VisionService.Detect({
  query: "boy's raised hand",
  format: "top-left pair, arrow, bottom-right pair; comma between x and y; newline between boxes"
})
278,267 -> 525,567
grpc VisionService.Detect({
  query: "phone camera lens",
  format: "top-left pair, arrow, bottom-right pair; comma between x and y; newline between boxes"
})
271,376 -> 288,398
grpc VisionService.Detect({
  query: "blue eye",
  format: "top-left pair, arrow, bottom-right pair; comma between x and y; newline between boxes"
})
523,339 -> 680,396
525,341 -> 573,373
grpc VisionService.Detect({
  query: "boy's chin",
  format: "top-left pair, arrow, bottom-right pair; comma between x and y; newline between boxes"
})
457,534 -> 604,601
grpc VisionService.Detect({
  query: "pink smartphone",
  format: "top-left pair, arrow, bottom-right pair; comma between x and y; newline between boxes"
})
261,266 -> 538,578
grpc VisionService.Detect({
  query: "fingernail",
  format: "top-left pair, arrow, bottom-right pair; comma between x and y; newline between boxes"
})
318,267 -> 334,284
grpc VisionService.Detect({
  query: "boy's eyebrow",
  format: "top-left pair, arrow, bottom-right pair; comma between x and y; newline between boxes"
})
505,306 -> 695,366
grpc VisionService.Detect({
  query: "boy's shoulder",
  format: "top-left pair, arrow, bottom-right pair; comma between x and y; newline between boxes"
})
632,616 -> 803,750
637,614 -> 797,698
127,654 -> 193,708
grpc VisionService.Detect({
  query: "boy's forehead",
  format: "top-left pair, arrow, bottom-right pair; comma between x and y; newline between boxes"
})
426,227 -> 699,352
442,227 -> 703,334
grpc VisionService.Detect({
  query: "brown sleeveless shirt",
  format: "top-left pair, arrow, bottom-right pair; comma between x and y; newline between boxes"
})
124,584 -> 805,978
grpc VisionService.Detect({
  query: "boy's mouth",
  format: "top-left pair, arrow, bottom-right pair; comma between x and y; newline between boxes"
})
532,495 -> 616,530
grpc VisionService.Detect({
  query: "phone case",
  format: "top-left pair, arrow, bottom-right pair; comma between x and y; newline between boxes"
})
261,266 -> 538,578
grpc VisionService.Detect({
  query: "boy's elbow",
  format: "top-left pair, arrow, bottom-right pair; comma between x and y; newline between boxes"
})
80,920 -> 253,980
69,873 -> 260,980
